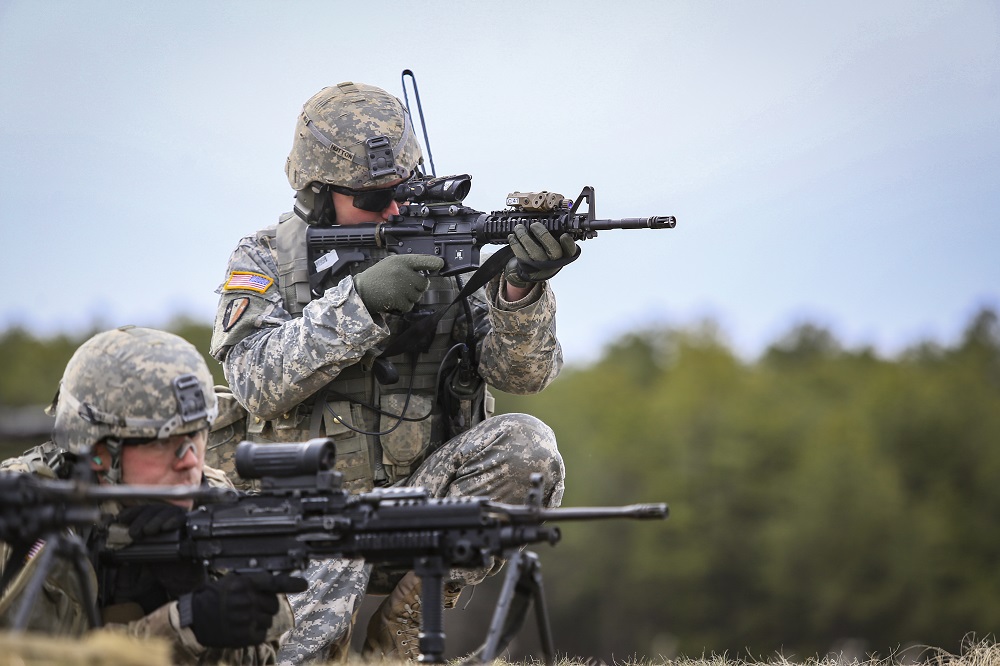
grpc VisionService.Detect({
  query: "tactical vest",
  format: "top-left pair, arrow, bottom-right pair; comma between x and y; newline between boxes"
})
248,212 -> 486,492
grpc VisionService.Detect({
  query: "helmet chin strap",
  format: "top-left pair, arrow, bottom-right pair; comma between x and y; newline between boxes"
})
294,183 -> 336,225
99,439 -> 124,485
72,439 -> 123,485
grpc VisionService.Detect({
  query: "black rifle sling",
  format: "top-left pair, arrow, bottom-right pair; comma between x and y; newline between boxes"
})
379,246 -> 514,358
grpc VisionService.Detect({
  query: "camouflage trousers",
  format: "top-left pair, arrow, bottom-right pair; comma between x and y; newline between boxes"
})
275,412 -> 564,665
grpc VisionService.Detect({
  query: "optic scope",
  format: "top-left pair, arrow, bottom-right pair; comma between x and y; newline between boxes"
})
235,438 -> 336,479
395,174 -> 472,203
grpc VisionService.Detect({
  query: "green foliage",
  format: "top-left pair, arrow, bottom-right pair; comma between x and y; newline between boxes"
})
0,327 -> 87,407
0,320 -> 224,408
163,316 -> 227,385
0,320 -> 223,459
496,308 -> 1000,660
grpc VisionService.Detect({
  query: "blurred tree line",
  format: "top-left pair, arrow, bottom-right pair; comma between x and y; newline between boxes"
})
1,309 -> 998,661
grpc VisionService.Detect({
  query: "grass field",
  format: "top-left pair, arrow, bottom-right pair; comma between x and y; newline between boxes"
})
495,638 -> 999,666
1,633 -> 996,666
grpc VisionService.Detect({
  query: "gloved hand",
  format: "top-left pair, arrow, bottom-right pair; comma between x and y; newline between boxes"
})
504,222 -> 579,289
182,572 -> 308,648
354,254 -> 445,314
117,503 -> 206,603
117,503 -> 187,540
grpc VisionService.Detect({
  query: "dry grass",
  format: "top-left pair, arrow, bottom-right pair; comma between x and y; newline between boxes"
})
1,633 -> 996,666
426,636 -> 1000,666
0,631 -> 173,666
549,636 -> 1000,666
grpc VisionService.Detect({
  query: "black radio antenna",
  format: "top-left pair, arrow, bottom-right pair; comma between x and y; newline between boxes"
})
401,69 -> 436,176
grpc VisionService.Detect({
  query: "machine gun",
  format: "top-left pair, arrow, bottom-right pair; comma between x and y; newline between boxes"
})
2,439 -> 667,664
306,176 -> 676,292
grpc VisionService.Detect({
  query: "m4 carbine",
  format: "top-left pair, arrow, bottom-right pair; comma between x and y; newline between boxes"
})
306,176 -> 676,292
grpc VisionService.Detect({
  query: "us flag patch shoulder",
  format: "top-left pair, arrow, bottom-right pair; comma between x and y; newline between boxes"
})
224,271 -> 273,293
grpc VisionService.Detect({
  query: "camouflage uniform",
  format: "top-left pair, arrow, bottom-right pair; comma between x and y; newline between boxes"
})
210,222 -> 566,663
208,81 -> 568,664
0,444 -> 294,665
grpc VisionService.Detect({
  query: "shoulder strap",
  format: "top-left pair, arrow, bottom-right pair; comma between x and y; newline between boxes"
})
275,212 -> 313,315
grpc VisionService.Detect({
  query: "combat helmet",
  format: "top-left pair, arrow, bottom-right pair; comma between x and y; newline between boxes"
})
50,326 -> 218,478
285,81 -> 423,224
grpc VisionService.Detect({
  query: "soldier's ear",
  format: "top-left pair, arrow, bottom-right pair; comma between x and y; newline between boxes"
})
90,442 -> 110,471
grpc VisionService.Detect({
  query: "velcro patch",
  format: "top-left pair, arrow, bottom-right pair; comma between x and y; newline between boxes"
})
223,271 -> 273,293
222,297 -> 250,332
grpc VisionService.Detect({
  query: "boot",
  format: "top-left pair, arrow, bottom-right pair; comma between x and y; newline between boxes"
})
362,571 -> 463,661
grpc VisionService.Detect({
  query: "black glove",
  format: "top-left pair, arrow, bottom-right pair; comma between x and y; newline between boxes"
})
180,572 -> 308,648
115,502 -> 206,607
504,222 -> 579,289
354,254 -> 445,314
117,503 -> 187,540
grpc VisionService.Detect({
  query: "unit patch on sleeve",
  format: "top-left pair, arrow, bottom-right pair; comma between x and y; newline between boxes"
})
223,271 -> 274,293
221,297 -> 251,332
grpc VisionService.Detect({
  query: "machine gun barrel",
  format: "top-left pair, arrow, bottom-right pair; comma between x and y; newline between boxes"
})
490,501 -> 669,522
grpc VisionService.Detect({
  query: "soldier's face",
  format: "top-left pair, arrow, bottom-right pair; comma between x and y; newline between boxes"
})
119,430 -> 207,508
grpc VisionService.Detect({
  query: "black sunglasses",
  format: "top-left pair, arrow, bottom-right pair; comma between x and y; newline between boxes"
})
329,183 -> 400,213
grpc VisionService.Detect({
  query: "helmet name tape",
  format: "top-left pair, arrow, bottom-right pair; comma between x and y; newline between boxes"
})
303,112 -> 356,162
173,374 -> 208,424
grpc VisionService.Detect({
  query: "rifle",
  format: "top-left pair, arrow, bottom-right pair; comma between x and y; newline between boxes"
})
306,178 -> 676,369
3,439 -> 667,664
306,178 -> 676,291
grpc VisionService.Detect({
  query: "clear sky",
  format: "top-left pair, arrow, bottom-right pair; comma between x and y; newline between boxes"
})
1,1 -> 997,365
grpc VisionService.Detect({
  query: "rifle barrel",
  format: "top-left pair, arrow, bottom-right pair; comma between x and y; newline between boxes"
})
587,216 -> 676,230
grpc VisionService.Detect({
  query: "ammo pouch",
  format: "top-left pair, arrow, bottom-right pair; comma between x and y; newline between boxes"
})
377,392 -> 438,482
316,398 -> 376,492
306,390 -> 441,491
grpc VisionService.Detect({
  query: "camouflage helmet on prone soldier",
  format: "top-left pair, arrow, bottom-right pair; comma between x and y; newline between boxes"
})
285,82 -> 423,222
50,326 -> 218,467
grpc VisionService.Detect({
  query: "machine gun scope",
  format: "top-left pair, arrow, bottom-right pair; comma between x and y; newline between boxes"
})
234,438 -> 336,479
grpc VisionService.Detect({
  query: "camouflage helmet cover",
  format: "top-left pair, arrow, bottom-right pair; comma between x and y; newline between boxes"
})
285,81 -> 423,191
51,326 -> 218,454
